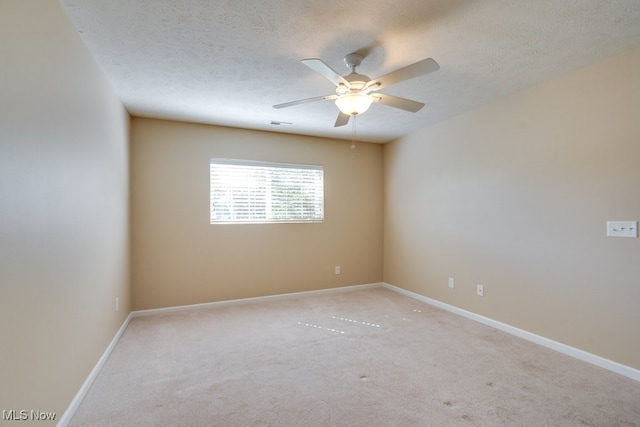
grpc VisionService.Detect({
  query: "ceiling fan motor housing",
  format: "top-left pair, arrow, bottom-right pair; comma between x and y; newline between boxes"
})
342,53 -> 370,92
337,73 -> 371,96
335,72 -> 374,115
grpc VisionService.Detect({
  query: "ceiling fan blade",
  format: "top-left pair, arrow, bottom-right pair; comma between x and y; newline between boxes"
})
367,58 -> 439,91
273,94 -> 337,109
375,93 -> 425,113
301,58 -> 350,87
334,112 -> 351,127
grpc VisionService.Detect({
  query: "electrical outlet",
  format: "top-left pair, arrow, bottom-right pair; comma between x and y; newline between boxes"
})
334,265 -> 341,275
448,277 -> 455,288
476,284 -> 484,297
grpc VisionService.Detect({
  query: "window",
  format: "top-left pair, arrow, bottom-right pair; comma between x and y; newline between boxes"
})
210,159 -> 324,224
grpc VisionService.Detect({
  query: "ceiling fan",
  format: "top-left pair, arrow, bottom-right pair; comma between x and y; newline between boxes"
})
273,53 -> 439,127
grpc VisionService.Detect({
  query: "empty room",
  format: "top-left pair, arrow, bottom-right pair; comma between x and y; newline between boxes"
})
1,0 -> 639,426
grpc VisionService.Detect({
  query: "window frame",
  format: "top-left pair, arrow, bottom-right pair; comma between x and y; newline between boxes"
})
209,158 -> 325,225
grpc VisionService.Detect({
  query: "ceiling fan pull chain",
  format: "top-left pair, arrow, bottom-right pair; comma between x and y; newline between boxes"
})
351,115 -> 357,151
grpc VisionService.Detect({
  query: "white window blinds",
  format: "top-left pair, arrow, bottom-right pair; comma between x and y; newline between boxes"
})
210,159 -> 324,224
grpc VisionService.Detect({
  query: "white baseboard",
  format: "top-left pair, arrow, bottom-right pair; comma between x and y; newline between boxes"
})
131,282 -> 384,318
382,282 -> 640,383
57,312 -> 134,427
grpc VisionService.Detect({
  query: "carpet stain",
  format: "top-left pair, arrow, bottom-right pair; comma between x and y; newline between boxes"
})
443,401 -> 453,407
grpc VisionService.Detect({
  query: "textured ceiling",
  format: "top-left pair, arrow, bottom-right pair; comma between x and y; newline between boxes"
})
58,0 -> 640,143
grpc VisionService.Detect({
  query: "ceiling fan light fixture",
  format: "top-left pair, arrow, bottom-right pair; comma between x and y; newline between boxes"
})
335,93 -> 373,116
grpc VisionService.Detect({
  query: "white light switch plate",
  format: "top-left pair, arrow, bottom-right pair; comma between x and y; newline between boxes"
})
606,221 -> 638,238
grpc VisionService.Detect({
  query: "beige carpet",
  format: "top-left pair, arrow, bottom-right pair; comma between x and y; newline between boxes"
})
69,287 -> 640,426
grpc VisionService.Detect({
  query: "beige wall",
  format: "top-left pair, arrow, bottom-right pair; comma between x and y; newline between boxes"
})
0,0 -> 130,421
384,45 -> 640,369
131,118 -> 383,310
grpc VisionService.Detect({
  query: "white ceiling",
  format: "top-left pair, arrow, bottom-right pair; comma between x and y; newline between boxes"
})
58,0 -> 640,143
